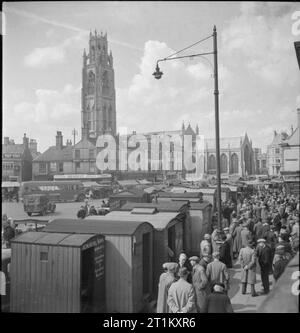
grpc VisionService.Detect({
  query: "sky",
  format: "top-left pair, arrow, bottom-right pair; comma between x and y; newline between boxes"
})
3,1 -> 300,153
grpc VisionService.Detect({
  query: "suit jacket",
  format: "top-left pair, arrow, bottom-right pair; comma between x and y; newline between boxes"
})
167,279 -> 196,313
257,245 -> 272,270
238,246 -> 256,284
241,228 -> 251,248
192,264 -> 208,313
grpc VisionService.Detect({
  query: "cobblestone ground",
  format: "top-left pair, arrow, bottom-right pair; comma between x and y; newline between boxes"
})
228,260 -> 274,313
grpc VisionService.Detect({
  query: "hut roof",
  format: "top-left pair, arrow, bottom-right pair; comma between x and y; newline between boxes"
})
120,201 -> 188,212
43,218 -> 151,236
90,211 -> 179,230
11,231 -> 99,247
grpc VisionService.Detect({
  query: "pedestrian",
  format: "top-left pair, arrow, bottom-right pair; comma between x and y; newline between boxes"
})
211,226 -> 221,253
219,234 -> 232,268
199,254 -> 212,271
176,252 -> 192,283
206,252 -> 230,293
223,227 -> 234,265
203,283 -> 234,313
273,250 -> 289,282
156,262 -> 178,313
256,238 -> 272,294
240,224 -> 252,248
253,218 -> 264,241
232,220 -> 243,259
3,219 -> 15,248
200,234 -> 212,258
189,256 -> 208,313
167,267 -> 196,313
238,240 -> 258,297
89,205 -> 98,216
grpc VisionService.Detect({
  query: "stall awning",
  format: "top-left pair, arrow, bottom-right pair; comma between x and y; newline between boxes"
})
2,181 -> 20,188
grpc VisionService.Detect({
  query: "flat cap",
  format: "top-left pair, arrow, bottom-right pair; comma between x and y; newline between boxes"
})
189,256 -> 200,262
162,262 -> 178,271
257,238 -> 266,243
178,267 -> 188,277
204,234 -> 211,240
223,227 -> 229,231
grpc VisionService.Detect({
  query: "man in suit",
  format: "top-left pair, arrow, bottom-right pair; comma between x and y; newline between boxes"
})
156,262 -> 178,313
167,267 -> 196,313
256,238 -> 272,294
253,218 -> 264,241
206,252 -> 230,293
177,252 -> 192,283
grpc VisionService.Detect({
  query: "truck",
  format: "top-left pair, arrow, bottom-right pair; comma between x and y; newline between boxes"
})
23,194 -> 56,216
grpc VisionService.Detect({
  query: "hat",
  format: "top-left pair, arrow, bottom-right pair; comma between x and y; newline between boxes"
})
257,238 -> 266,243
189,256 -> 200,262
178,267 -> 188,277
213,283 -> 225,292
223,227 -> 229,232
212,251 -> 220,258
204,234 -> 211,240
162,262 -> 178,272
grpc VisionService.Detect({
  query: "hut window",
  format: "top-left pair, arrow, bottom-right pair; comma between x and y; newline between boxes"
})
40,251 -> 48,261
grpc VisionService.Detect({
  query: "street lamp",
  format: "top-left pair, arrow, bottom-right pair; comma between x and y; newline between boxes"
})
153,26 -> 223,232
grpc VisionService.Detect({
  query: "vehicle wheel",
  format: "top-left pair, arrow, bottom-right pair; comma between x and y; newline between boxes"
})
27,212 -> 32,217
77,194 -> 85,202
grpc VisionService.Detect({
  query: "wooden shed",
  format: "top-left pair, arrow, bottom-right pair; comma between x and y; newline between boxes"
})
88,210 -> 186,296
43,219 -> 154,313
197,188 -> 217,211
10,231 -> 105,313
188,202 -> 213,256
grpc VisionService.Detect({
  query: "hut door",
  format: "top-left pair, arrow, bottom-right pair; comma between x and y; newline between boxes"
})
168,226 -> 176,260
142,233 -> 150,295
81,248 -> 95,312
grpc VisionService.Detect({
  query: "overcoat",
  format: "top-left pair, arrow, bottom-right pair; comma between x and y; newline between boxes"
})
232,225 -> 243,254
167,279 -> 196,313
156,272 -> 176,313
191,264 -> 208,313
238,246 -> 257,284
206,259 -> 229,291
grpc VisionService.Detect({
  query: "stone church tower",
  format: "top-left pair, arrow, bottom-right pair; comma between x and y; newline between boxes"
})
81,30 -> 116,139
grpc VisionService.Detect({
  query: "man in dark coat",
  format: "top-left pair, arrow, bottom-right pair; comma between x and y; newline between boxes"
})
3,220 -> 15,248
273,253 -> 289,282
219,234 -> 232,268
256,239 -> 272,294
77,206 -> 86,219
253,218 -> 264,241
203,283 -> 233,313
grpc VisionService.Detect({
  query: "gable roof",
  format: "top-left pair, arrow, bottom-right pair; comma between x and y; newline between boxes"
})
283,127 -> 299,146
33,145 -> 73,162
43,218 -> 151,235
2,144 -> 25,155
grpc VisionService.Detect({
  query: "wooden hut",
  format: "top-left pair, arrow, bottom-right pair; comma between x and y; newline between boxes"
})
88,210 -> 187,296
196,188 -> 217,211
188,202 -> 213,256
43,219 -> 154,313
10,231 -> 105,313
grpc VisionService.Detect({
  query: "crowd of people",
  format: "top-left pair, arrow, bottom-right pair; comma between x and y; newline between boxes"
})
156,187 -> 299,313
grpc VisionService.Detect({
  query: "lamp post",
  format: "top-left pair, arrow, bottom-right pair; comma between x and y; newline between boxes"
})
153,26 -> 223,232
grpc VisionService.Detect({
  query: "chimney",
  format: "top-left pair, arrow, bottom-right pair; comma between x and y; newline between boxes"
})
4,137 -> 9,145
29,139 -> 37,153
56,131 -> 63,149
23,133 -> 29,148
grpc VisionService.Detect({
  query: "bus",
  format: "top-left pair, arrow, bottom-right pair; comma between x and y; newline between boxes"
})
53,173 -> 112,185
19,181 -> 86,202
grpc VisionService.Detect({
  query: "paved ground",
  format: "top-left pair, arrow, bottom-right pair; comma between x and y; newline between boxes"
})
228,260 -> 274,313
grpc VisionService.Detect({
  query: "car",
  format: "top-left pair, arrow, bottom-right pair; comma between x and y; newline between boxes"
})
23,194 -> 56,216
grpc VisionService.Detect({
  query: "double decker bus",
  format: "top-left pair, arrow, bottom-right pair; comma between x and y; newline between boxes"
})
19,180 -> 86,202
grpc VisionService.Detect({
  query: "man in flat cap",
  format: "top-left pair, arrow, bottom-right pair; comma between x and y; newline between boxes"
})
157,262 -> 178,313
206,252 -> 230,293
238,240 -> 258,297
219,234 -> 232,268
189,256 -> 208,313
256,238 -> 272,294
167,267 -> 196,313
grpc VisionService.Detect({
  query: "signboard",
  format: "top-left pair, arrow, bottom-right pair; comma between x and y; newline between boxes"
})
54,174 -> 111,180
94,240 -> 105,280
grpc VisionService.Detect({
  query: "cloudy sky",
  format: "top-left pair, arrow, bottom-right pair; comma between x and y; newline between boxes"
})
3,1 -> 300,152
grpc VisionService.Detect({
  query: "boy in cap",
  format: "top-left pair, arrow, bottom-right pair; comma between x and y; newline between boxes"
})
167,267 -> 196,313
189,256 -> 208,313
157,262 -> 178,313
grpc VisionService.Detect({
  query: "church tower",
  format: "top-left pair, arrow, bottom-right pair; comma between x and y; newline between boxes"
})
81,30 -> 116,139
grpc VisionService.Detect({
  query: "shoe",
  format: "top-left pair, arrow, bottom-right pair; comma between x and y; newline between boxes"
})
251,293 -> 258,297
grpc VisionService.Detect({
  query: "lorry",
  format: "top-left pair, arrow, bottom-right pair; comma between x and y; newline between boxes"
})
23,194 -> 56,216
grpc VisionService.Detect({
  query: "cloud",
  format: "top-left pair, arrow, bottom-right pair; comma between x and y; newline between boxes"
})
7,84 -> 81,151
24,45 -> 65,67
